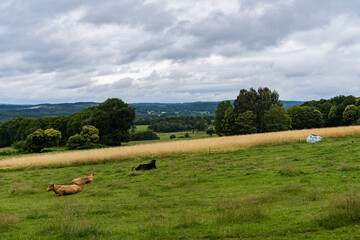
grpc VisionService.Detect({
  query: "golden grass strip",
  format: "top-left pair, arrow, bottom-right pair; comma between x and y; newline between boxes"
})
1,126 -> 360,169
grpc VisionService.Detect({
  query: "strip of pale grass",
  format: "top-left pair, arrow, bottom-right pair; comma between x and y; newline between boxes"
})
1,126 -> 360,169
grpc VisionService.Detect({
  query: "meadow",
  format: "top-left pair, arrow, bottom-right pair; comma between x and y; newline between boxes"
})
1,126 -> 359,169
1,127 -> 360,239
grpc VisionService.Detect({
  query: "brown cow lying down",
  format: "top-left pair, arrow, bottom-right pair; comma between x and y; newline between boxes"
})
70,173 -> 94,185
47,182 -> 83,196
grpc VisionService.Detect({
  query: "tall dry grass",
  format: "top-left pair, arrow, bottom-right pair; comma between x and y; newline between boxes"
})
1,126 -> 360,169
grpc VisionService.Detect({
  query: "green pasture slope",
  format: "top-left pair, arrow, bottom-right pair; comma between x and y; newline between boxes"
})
1,136 -> 360,239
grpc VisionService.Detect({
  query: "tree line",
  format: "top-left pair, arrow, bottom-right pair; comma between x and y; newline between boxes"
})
0,98 -> 135,152
146,116 -> 213,133
214,87 -> 360,136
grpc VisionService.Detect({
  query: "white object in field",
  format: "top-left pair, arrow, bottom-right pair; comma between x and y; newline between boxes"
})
306,134 -> 323,143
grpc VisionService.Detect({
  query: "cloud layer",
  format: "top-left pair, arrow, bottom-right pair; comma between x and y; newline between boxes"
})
0,0 -> 359,104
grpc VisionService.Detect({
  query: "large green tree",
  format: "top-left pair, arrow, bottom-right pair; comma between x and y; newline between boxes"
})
222,107 -> 257,136
287,106 -> 323,129
88,98 -> 135,146
264,105 -> 291,132
214,100 -> 232,136
343,104 -> 359,125
233,87 -> 281,131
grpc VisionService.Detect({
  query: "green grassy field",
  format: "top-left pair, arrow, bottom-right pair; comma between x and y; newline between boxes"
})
125,128 -> 210,146
1,136 -> 360,239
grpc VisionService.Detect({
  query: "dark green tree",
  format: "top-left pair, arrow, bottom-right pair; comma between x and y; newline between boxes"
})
206,128 -> 215,136
233,87 -> 281,131
264,105 -> 291,132
287,106 -> 323,129
222,107 -> 257,136
214,100 -> 232,136
194,119 -> 208,131
131,130 -> 160,141
343,104 -> 359,125
87,98 -> 135,146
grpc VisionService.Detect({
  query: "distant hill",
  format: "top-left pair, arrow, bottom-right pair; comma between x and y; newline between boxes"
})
281,101 -> 304,109
0,100 -> 303,123
132,100 -> 303,119
0,102 -> 99,123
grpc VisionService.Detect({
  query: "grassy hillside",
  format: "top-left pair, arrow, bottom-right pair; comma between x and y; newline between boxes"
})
1,133 -> 360,238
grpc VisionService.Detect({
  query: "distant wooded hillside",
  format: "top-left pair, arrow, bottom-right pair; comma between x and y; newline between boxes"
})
0,103 -> 99,123
0,100 -> 303,123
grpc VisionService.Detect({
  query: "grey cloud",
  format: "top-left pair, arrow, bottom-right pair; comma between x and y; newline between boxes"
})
81,0 -> 175,32
112,78 -> 133,88
0,0 -> 360,104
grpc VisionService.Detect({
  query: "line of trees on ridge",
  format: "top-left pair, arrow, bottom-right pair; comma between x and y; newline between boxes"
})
214,87 -> 360,136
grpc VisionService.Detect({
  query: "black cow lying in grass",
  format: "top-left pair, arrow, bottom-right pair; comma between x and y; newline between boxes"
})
132,160 -> 157,171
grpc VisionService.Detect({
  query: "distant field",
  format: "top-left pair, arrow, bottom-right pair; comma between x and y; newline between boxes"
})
134,125 -> 149,130
133,125 -> 209,141
1,126 -> 360,169
1,134 -> 360,239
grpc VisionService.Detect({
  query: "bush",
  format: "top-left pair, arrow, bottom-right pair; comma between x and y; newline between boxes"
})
12,141 -> 26,153
67,134 -> 85,150
44,129 -> 62,147
67,125 -> 100,150
24,129 -> 47,153
80,125 -> 100,144
20,128 -> 62,153
170,135 -> 176,139
131,130 -> 160,141
184,132 -> 190,138
206,128 -> 215,136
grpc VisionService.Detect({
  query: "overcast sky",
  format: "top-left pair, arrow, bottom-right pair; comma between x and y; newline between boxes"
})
0,0 -> 359,104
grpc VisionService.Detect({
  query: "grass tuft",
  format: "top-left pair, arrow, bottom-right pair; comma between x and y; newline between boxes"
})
278,166 -> 302,177
280,184 -> 303,195
216,198 -> 265,224
0,213 -> 17,230
139,186 -> 151,197
317,190 -> 360,229
26,210 -> 49,220
338,163 -> 359,171
306,188 -> 322,201
10,181 -> 39,195
41,204 -> 104,238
